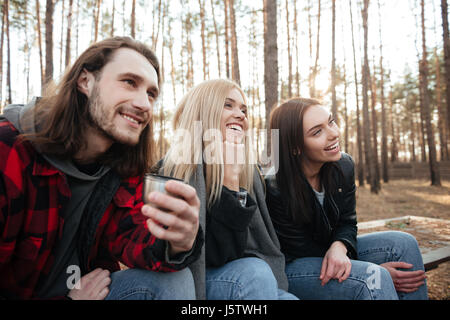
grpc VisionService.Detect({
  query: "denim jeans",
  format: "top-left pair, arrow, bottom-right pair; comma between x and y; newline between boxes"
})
206,257 -> 298,300
285,231 -> 428,300
105,267 -> 196,300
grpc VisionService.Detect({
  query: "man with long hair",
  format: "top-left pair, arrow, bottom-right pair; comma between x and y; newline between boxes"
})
0,37 -> 202,300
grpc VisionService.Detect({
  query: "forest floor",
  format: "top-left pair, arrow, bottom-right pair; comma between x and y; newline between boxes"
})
356,179 -> 450,300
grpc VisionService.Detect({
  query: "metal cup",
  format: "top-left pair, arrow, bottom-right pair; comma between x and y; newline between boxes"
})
142,173 -> 184,209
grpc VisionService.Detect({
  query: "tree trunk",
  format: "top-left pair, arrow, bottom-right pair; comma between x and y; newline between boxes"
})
159,1 -> 167,158
410,113 -> 416,162
434,2 -> 449,160
5,0 -> 11,103
160,1 -> 166,85
377,0 -> 389,182
349,0 -> 364,186
65,0 -> 73,67
418,84 -> 427,162
389,90 -> 398,162
0,0 -> 5,108
224,0 -> 231,79
45,0 -> 55,85
343,68 -> 349,153
131,0 -> 136,38
168,5 -> 177,107
435,47 -> 449,160
179,1 -> 185,93
154,0 -> 163,50
370,65 -> 381,191
185,12 -> 194,90
35,0 -> 44,89
264,0 -> 278,151
76,0 -> 79,56
310,0 -> 321,97
199,0 -> 207,80
331,0 -> 337,124
342,55 -> 349,153
307,0 -> 312,94
420,0 -> 441,186
210,0 -> 221,77
293,0 -> 300,96
111,0 -> 115,36
441,0 -> 450,143
229,0 -> 240,85
285,0 -> 292,97
151,1 -> 156,46
94,0 -> 101,42
362,0 -> 379,193
59,0 -> 65,74
23,2 -> 31,101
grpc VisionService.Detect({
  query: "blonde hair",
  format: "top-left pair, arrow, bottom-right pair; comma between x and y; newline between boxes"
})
163,79 -> 256,208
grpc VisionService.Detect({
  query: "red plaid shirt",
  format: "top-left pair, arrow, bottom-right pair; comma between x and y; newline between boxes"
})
0,120 -> 199,299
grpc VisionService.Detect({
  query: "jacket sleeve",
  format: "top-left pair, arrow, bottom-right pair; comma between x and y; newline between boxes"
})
205,186 -> 257,268
0,135 -> 21,269
100,181 -> 204,272
0,166 -> 87,301
0,169 -> 14,267
331,154 -> 358,259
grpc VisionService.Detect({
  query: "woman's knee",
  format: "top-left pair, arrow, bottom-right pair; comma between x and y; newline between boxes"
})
359,231 -> 421,261
206,258 -> 278,299
350,263 -> 397,300
387,231 -> 421,257
387,231 -> 418,246
236,258 -> 278,286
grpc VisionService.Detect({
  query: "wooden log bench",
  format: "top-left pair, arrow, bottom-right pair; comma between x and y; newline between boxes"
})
357,215 -> 450,271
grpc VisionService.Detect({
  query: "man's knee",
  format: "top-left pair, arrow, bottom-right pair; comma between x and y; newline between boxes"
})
160,268 -> 196,299
108,268 -> 196,300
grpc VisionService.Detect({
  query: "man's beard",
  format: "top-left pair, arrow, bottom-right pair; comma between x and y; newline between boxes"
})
86,86 -> 143,146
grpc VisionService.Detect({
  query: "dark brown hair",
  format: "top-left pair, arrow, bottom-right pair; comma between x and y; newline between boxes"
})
269,97 -> 338,225
21,37 -> 160,177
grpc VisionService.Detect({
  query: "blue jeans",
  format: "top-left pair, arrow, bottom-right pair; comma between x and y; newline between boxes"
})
285,231 -> 428,300
206,257 -> 298,300
105,268 -> 196,300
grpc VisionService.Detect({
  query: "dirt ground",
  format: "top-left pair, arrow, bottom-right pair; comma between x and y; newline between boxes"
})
355,179 -> 450,300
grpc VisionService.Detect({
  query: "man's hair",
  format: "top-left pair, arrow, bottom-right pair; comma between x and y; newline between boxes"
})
21,37 -> 160,177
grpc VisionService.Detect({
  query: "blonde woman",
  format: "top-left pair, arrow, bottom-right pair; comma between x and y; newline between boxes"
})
150,79 -> 297,300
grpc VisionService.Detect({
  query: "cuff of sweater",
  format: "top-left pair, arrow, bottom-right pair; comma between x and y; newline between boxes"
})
164,224 -> 204,265
211,186 -> 257,231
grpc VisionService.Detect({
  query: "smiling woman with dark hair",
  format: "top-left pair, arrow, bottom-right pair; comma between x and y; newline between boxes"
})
265,97 -> 428,300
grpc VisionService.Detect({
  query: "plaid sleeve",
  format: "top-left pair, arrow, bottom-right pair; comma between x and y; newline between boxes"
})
99,181 -> 202,272
0,170 -> 14,265
0,127 -> 28,298
0,133 -> 24,265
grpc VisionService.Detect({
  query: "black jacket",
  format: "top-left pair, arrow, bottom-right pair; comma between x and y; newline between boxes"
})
265,153 -> 358,261
205,186 -> 257,267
